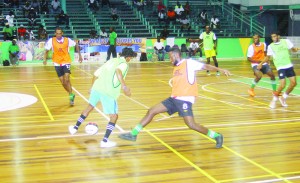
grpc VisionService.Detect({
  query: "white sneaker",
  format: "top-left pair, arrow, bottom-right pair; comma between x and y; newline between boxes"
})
216,71 -> 220,76
68,125 -> 78,135
269,98 -> 277,109
279,96 -> 288,107
100,140 -> 116,148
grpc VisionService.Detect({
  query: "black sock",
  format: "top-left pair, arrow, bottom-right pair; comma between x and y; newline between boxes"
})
103,122 -> 115,142
75,114 -> 86,130
215,62 -> 219,68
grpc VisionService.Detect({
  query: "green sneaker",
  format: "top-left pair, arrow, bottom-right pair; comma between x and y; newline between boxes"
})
215,134 -> 223,148
119,133 -> 137,141
69,93 -> 75,106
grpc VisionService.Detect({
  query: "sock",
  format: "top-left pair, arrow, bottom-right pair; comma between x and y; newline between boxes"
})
103,122 -> 115,142
271,80 -> 276,91
207,129 -> 220,139
251,80 -> 257,89
282,92 -> 288,99
74,114 -> 86,130
131,124 -> 143,136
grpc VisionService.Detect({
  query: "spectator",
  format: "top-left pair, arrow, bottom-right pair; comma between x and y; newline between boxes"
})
160,27 -> 169,40
4,0 -> 12,8
88,0 -> 98,12
40,0 -> 50,16
188,40 -> 202,58
9,39 -> 20,66
174,1 -> 184,16
27,8 -> 37,28
180,14 -> 191,33
56,10 -> 70,29
184,1 -> 190,15
106,27 -> 117,61
27,28 -> 35,40
100,27 -> 108,38
154,37 -> 166,61
199,9 -> 208,25
37,24 -> 48,40
89,29 -> 98,39
167,8 -> 176,25
0,11 -> 5,26
210,15 -> 220,30
3,23 -> 14,41
31,0 -> 40,14
157,0 -> 166,12
102,0 -> 111,8
111,6 -> 118,21
22,1 -> 32,18
11,0 -> 19,8
51,0 -> 61,14
18,24 -> 28,40
136,0 -> 145,11
6,11 -> 15,27
158,9 -> 166,25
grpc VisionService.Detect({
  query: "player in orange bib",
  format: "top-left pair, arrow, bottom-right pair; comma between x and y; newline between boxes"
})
44,27 -> 83,105
247,34 -> 276,97
119,46 -> 231,149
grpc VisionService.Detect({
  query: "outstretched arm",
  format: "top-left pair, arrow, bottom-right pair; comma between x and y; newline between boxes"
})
116,68 -> 131,96
43,49 -> 49,65
291,47 -> 300,52
202,64 -> 231,76
75,40 -> 83,63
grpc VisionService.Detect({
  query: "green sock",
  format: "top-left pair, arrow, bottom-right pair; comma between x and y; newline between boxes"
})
207,129 -> 220,139
251,80 -> 257,89
271,80 -> 277,91
131,124 -> 143,136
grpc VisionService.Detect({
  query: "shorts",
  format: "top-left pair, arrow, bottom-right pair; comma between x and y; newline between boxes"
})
277,67 -> 296,80
162,97 -> 193,117
204,49 -> 216,58
252,64 -> 271,74
89,90 -> 118,114
55,64 -> 71,77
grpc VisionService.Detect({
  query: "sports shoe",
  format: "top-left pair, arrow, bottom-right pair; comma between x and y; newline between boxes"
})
215,134 -> 223,148
68,125 -> 78,135
69,93 -> 75,106
269,97 -> 278,109
216,71 -> 220,76
279,96 -> 288,107
207,71 -> 211,76
100,140 -> 116,148
119,133 -> 137,141
248,89 -> 255,97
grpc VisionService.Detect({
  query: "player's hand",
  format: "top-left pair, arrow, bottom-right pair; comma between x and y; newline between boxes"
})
257,64 -> 262,70
43,60 -> 47,65
123,86 -> 131,97
220,69 -> 231,76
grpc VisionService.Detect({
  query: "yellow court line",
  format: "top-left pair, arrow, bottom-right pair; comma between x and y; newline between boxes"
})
143,128 -> 220,183
281,171 -> 300,176
34,84 -> 54,121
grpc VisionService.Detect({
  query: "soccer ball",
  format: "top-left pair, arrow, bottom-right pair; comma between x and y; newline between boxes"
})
85,122 -> 99,135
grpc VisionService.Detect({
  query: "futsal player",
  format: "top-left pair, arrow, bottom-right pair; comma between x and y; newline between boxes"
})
265,32 -> 300,108
43,27 -> 83,105
119,46 -> 231,149
69,48 -> 137,148
247,34 -> 276,97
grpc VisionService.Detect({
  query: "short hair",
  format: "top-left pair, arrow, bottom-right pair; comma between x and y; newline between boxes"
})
270,31 -> 280,36
120,47 -> 137,58
55,27 -> 63,32
253,33 -> 260,37
169,45 -> 181,56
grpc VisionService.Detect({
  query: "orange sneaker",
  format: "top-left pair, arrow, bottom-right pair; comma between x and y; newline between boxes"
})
248,89 -> 255,97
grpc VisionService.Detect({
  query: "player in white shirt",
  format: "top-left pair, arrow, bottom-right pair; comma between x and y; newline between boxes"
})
154,37 -> 166,61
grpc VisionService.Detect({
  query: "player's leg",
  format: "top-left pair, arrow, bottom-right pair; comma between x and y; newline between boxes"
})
265,65 -> 277,93
248,66 -> 262,97
279,68 -> 297,107
270,69 -> 286,108
112,46 -> 117,58
119,100 -> 169,141
106,45 -> 112,61
211,49 -> 219,75
69,104 -> 94,135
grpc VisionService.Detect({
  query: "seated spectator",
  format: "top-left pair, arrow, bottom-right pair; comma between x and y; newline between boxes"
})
40,0 -> 49,16
89,29 -> 98,39
27,28 -> 35,40
9,39 -> 20,66
4,0 -> 12,8
180,15 -> 191,33
18,24 -> 28,40
56,10 -> 70,29
22,1 -> 32,18
188,40 -> 202,58
136,0 -> 145,11
199,9 -> 208,26
158,9 -> 166,25
27,8 -> 37,28
6,11 -> 15,27
174,2 -> 184,16
154,37 -> 166,61
51,0 -> 61,14
184,1 -> 190,15
88,0 -> 98,12
0,11 -> 5,26
210,15 -> 220,30
102,0 -> 111,8
157,0 -> 166,12
111,6 -> 118,21
3,23 -> 14,41
31,0 -> 40,14
99,27 -> 108,38
37,24 -> 48,40
167,8 -> 176,25
160,27 -> 169,40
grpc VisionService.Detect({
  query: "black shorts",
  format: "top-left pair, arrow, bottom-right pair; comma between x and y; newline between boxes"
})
252,64 -> 271,74
162,97 -> 193,117
55,64 -> 71,77
277,67 -> 296,79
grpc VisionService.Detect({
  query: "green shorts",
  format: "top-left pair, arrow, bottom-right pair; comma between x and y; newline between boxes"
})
89,90 -> 118,114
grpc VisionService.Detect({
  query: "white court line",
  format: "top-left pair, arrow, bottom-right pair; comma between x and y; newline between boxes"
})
72,87 -> 125,132
247,175 -> 300,183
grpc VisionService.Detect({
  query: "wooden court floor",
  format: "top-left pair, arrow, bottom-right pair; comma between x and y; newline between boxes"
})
0,60 -> 300,183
